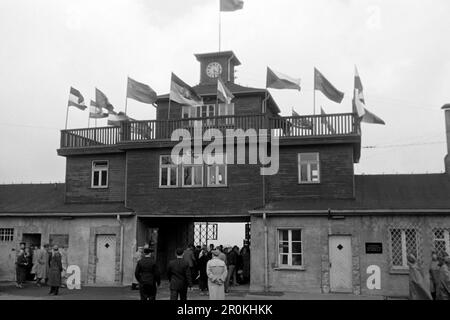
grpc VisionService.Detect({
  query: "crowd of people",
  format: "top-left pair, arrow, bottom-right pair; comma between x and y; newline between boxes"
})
408,251 -> 450,300
15,242 -> 68,295
133,243 -> 251,301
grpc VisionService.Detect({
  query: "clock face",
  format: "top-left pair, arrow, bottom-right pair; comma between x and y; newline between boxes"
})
206,62 -> 223,78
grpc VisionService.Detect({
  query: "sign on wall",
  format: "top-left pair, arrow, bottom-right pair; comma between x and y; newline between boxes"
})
365,242 -> 383,254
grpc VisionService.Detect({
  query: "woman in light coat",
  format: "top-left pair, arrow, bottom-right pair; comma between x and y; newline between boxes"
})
206,250 -> 228,300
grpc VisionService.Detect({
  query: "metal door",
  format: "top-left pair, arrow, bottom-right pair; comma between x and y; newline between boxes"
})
95,235 -> 116,284
329,235 -> 353,293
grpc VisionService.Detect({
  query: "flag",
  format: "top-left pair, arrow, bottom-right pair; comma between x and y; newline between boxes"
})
220,0 -> 244,12
314,68 -> 344,103
353,67 -> 366,118
89,100 -> 108,119
170,73 -> 203,106
320,107 -> 336,135
127,77 -> 157,104
217,78 -> 234,104
107,111 -> 129,126
68,87 -> 87,110
353,67 -> 385,125
292,110 -> 313,130
95,88 -> 114,112
266,67 -> 301,91
361,108 -> 386,125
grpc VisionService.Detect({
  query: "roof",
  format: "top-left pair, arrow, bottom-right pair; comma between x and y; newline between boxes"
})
0,184 -> 132,215
157,82 -> 281,114
194,51 -> 241,66
254,174 -> 450,213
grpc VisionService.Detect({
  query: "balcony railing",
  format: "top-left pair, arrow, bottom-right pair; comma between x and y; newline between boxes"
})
60,113 -> 360,149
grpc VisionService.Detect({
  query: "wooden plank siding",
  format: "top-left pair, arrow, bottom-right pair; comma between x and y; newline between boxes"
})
65,154 -> 126,204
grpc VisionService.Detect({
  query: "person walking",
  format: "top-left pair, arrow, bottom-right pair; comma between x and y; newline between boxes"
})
207,249 -> 228,300
436,255 -> 450,300
183,244 -> 196,285
167,248 -> 192,300
15,249 -> 28,288
429,251 -> 440,300
225,246 -> 239,293
132,246 -> 144,290
240,245 -> 250,284
48,245 -> 63,295
34,244 -> 49,287
198,245 -> 209,295
134,247 -> 160,301
407,254 -> 432,300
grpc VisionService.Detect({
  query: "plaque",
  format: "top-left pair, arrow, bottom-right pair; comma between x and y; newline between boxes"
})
365,242 -> 383,254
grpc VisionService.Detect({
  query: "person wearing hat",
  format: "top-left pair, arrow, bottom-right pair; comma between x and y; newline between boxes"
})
134,247 -> 160,301
436,254 -> 450,300
206,249 -> 228,300
407,254 -> 432,300
48,245 -> 63,295
167,248 -> 192,300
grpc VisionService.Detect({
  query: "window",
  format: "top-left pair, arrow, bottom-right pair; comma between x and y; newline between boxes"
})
433,228 -> 450,256
218,103 -> 235,125
298,153 -> 320,184
91,161 -> 108,188
182,154 -> 203,187
390,228 -> 418,269
206,154 -> 227,187
278,229 -> 303,267
0,228 -> 14,242
160,155 -> 179,187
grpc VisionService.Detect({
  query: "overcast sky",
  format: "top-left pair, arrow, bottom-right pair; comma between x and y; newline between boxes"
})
1,0 -> 450,183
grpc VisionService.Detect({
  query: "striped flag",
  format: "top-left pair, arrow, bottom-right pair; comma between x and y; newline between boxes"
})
217,78 -> 234,104
127,77 -> 157,105
266,67 -> 301,91
107,111 -> 130,127
89,100 -> 108,119
314,68 -> 344,103
220,0 -> 244,12
170,73 -> 203,106
95,88 -> 114,112
68,87 -> 87,110
292,110 -> 313,130
353,67 -> 385,125
321,108 -> 336,135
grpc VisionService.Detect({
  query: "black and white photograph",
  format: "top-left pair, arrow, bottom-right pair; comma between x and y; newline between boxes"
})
1,0 -> 450,309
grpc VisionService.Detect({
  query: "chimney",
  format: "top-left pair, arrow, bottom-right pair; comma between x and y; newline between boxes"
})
443,104 -> 450,174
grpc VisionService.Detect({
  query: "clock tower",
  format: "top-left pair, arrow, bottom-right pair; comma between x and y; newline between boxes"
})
195,51 -> 241,85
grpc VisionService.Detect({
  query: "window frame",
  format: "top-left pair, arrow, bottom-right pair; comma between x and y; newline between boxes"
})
276,228 -> 303,269
159,155 -> 179,188
0,228 -> 14,242
181,155 -> 204,188
389,228 -> 418,270
298,153 -> 321,184
206,154 -> 227,187
91,160 -> 109,189
433,228 -> 450,256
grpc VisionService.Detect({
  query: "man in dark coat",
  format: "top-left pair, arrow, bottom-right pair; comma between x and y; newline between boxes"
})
167,248 -> 192,300
134,247 -> 160,301
197,245 -> 209,295
48,245 -> 63,295
15,249 -> 28,288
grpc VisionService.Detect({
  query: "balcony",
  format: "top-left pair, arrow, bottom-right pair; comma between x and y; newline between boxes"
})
59,113 -> 360,149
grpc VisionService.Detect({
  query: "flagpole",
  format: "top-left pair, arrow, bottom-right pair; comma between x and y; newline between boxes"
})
65,105 -> 69,130
313,68 -> 316,116
124,76 -> 129,115
219,0 -> 222,52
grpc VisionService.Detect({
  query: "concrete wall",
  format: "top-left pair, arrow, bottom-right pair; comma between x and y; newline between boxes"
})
0,216 -> 136,286
250,214 -> 450,297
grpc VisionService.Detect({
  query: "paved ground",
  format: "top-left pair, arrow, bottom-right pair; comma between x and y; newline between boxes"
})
0,281 -> 388,300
